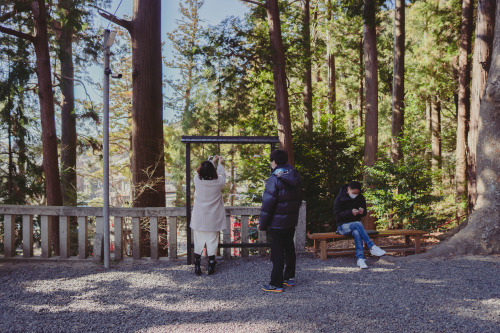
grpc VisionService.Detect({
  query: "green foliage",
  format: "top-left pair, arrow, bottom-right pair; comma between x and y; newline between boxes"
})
364,136 -> 441,231
293,125 -> 363,233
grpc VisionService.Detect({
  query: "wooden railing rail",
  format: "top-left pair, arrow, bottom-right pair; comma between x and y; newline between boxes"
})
0,202 -> 306,262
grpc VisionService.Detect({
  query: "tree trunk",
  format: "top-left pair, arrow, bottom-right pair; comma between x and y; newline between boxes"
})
467,0 -> 496,213
302,0 -> 313,132
358,36 -> 364,127
58,0 -> 77,208
390,0 -> 405,164
326,0 -> 336,117
32,0 -> 63,254
58,0 -> 78,255
425,99 -> 431,136
266,0 -> 295,165
431,97 -> 442,172
130,0 -> 165,208
131,0 -> 166,256
455,0 -> 474,215
363,0 -> 378,230
424,4 -> 500,255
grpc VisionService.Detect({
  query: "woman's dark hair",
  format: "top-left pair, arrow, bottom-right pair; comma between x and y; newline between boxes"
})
197,161 -> 218,180
348,181 -> 362,190
270,149 -> 288,165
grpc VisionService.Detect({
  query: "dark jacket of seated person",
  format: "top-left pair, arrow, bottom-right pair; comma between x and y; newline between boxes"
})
333,183 -> 367,228
259,164 -> 303,230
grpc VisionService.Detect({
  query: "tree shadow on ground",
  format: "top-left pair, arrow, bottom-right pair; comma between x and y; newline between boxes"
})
1,255 -> 499,332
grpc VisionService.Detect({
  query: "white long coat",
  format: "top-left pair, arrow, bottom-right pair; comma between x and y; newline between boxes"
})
190,163 -> 227,231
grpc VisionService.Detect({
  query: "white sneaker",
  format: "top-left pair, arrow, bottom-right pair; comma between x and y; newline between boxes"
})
370,245 -> 386,257
357,259 -> 368,269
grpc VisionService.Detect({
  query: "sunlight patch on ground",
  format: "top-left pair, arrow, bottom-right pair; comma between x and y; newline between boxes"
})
444,298 -> 500,322
20,300 -> 125,313
136,320 -> 295,333
413,278 -> 447,285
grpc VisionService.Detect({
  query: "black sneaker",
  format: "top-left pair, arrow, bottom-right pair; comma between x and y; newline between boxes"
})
207,260 -> 216,275
261,284 -> 284,293
283,278 -> 295,287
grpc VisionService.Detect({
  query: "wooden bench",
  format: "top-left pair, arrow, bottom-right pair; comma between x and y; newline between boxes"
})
308,229 -> 427,260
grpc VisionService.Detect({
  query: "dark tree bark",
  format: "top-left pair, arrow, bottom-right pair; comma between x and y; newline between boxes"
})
57,0 -> 77,208
56,0 -> 79,255
431,97 -> 442,172
302,0 -> 313,132
455,0 -> 474,215
131,1 -> 165,209
467,0 -> 496,213
266,0 -> 294,164
358,36 -> 364,127
390,0 -> 405,164
326,0 -> 336,117
424,3 -> 500,255
100,0 -> 165,256
363,0 -> 379,230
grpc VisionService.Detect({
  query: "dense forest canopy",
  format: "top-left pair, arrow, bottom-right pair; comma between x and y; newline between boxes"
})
0,0 -> 498,254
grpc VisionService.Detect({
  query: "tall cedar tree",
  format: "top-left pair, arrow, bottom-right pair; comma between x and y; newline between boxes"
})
326,0 -> 337,117
241,0 -> 295,164
100,0 -> 165,257
467,0 -> 496,213
455,0 -> 474,216
0,0 -> 63,255
390,0 -> 405,163
363,0 -> 379,229
302,0 -> 313,131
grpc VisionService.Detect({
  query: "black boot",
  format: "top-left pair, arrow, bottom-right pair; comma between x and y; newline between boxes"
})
194,253 -> 202,276
207,255 -> 216,275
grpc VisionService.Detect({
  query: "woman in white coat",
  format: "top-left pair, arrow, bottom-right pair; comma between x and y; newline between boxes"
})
191,155 -> 226,275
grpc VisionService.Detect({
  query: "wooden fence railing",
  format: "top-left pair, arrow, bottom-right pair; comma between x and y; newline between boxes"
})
0,202 -> 306,262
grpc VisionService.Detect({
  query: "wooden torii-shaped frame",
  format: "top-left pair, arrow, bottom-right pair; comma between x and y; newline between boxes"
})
181,135 -> 280,264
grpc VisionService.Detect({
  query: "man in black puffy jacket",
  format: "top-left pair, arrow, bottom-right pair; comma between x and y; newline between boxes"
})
334,181 -> 386,269
259,149 -> 302,292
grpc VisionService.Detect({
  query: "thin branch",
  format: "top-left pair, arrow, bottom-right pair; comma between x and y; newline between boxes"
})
240,0 -> 267,8
54,73 -> 96,115
0,25 -> 35,43
90,4 -> 132,32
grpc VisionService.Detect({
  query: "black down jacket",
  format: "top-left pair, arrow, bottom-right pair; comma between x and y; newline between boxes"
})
333,184 -> 367,228
259,164 -> 303,230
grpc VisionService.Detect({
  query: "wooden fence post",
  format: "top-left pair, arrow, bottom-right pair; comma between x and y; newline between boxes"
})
22,215 -> 33,258
41,215 -> 52,258
168,216 -> 177,259
78,217 -> 88,259
240,215 -> 249,258
4,214 -> 16,258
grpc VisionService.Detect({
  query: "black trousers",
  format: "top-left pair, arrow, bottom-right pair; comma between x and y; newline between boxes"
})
269,227 -> 296,288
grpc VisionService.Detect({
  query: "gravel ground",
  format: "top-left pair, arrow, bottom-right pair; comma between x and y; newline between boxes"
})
1,254 -> 499,333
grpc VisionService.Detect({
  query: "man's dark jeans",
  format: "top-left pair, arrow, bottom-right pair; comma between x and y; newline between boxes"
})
269,227 -> 296,288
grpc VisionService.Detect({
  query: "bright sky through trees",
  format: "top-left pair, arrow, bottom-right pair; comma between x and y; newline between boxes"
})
76,0 -> 250,121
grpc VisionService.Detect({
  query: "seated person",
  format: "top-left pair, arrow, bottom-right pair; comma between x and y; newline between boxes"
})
333,181 -> 386,268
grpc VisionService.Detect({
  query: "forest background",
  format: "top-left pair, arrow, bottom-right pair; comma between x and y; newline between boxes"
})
0,0 -> 497,255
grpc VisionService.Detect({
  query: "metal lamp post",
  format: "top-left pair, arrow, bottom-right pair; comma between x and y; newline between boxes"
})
102,29 -> 117,269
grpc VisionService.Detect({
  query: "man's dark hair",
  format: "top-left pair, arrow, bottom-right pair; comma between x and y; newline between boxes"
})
270,149 -> 288,165
348,181 -> 362,190
197,161 -> 218,180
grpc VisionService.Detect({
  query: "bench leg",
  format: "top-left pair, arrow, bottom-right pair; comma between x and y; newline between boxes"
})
373,235 -> 380,246
320,240 -> 327,260
415,236 -> 422,254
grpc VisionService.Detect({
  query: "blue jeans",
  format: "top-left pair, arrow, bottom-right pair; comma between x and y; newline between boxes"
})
337,222 -> 374,259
